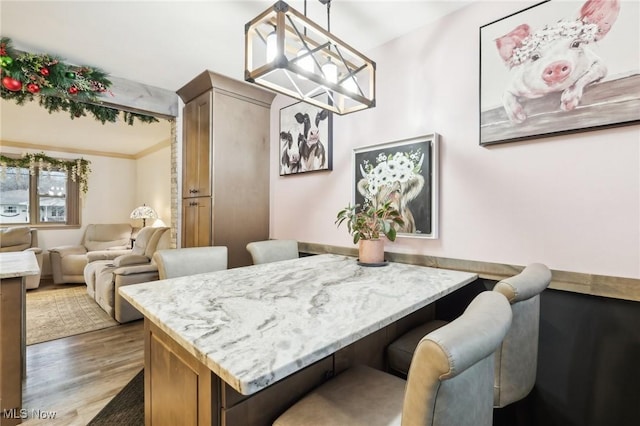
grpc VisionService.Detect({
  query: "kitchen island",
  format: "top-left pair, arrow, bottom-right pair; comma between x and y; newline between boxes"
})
0,251 -> 40,426
120,253 -> 477,425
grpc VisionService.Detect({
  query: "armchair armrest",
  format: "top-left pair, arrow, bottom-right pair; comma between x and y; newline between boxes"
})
87,249 -> 132,263
114,263 -> 159,276
49,245 -> 87,257
113,264 -> 160,323
113,254 -> 150,267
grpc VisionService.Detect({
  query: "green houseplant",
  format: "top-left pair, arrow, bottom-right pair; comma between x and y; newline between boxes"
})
335,201 -> 404,264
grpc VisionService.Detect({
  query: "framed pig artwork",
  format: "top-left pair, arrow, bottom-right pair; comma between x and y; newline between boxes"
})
480,0 -> 640,145
279,99 -> 333,175
352,134 -> 440,239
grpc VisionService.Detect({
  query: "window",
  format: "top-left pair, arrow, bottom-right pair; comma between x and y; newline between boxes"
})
0,155 -> 86,226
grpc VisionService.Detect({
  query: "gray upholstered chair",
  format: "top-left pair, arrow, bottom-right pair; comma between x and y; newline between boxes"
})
492,263 -> 552,408
246,239 -> 298,265
273,291 -> 512,426
153,246 -> 228,279
387,263 -> 552,409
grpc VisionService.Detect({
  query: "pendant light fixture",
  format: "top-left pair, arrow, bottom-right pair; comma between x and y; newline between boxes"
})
245,0 -> 376,115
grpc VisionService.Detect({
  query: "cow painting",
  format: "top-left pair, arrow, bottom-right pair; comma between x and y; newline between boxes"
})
295,109 -> 329,172
280,131 -> 301,174
279,100 -> 332,175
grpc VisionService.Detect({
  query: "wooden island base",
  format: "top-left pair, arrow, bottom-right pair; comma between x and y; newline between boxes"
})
144,304 -> 435,426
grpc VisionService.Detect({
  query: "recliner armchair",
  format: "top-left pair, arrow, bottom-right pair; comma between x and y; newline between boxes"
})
49,223 -> 133,284
83,226 -> 171,323
0,226 -> 43,289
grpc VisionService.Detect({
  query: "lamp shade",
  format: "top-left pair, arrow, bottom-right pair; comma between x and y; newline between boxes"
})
130,204 -> 157,227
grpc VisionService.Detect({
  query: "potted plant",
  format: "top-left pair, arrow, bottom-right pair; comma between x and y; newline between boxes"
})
335,201 -> 404,264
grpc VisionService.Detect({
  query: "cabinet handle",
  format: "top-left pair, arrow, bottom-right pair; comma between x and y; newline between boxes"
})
189,201 -> 199,206
189,189 -> 199,194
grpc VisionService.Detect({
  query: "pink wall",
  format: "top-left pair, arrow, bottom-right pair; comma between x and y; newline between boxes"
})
269,1 -> 640,279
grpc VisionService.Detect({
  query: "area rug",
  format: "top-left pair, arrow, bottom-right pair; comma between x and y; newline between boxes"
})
88,369 -> 144,425
26,286 -> 118,345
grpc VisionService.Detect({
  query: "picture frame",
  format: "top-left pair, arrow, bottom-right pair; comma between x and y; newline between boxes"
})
479,0 -> 640,145
279,98 -> 333,175
352,134 -> 439,239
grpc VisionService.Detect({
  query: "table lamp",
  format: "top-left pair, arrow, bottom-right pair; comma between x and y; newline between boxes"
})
130,204 -> 158,227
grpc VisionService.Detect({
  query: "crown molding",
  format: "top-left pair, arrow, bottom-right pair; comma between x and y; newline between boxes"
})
1,139 -> 134,159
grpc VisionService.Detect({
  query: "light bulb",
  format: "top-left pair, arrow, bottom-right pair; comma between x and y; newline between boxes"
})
266,30 -> 277,62
322,59 -> 338,84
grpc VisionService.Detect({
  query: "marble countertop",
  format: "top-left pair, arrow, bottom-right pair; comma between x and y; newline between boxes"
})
0,251 -> 40,279
120,254 -> 477,395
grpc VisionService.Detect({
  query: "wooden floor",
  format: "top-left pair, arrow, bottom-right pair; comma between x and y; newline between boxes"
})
20,280 -> 145,425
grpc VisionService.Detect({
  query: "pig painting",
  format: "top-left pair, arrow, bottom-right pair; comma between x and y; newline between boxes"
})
495,0 -> 620,124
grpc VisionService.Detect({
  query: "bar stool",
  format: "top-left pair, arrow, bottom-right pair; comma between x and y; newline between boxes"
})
273,291 -> 512,426
246,239 -> 298,265
153,246 -> 228,279
386,263 -> 552,408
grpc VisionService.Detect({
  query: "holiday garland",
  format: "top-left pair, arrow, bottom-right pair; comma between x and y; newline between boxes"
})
0,37 -> 158,125
0,152 -> 91,194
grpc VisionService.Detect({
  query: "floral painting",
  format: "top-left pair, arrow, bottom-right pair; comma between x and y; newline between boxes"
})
353,134 -> 439,239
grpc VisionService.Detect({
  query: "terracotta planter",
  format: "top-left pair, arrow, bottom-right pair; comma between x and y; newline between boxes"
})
358,239 -> 385,264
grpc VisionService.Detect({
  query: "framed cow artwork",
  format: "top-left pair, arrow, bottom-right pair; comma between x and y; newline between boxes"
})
352,134 -> 440,239
279,99 -> 333,175
480,0 -> 640,145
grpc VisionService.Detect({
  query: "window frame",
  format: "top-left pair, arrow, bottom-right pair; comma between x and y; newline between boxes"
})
0,156 -> 81,227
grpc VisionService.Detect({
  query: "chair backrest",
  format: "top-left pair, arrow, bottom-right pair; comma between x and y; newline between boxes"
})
131,227 -> 169,258
82,223 -> 132,251
245,240 -> 298,265
0,226 -> 37,252
153,246 -> 228,279
402,291 -> 512,426
492,263 -> 552,408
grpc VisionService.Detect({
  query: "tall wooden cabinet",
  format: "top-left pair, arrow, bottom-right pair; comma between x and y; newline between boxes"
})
178,71 -> 275,268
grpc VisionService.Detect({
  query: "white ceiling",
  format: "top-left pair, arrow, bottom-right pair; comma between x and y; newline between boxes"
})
0,0 -> 472,156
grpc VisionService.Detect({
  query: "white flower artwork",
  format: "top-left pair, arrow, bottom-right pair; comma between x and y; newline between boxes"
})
352,134 -> 440,239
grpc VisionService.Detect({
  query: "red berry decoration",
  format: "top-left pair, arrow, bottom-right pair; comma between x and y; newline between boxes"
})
26,83 -> 40,93
68,86 -> 78,95
2,76 -> 22,91
40,67 -> 49,76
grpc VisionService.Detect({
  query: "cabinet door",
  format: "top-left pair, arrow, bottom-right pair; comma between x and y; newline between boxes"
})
182,92 -> 211,198
181,197 -> 211,248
